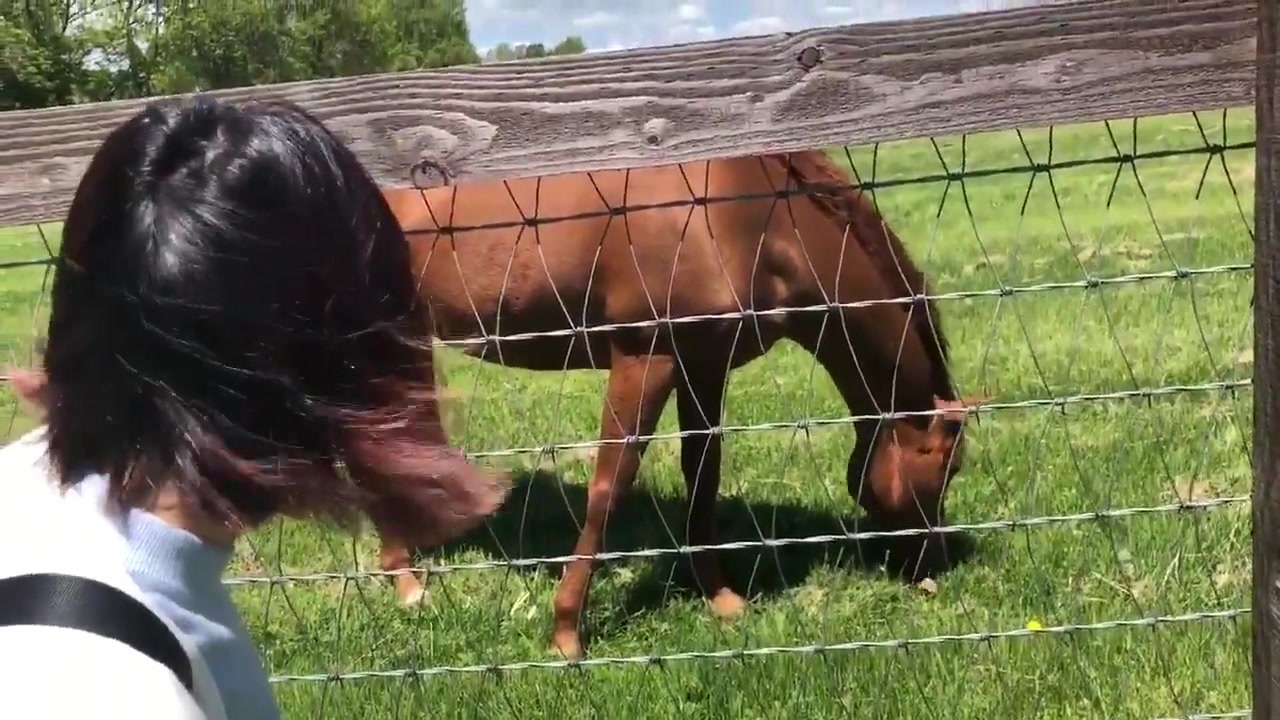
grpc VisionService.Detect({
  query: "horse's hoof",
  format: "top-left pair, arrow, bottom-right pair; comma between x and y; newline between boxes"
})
550,632 -> 584,661
393,575 -> 428,608
398,586 -> 428,608
709,589 -> 748,619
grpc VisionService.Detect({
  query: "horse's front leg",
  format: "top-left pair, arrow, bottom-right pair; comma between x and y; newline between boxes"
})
676,363 -> 746,619
551,350 -> 674,659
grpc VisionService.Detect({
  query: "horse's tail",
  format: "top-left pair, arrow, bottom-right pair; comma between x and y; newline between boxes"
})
769,150 -> 953,395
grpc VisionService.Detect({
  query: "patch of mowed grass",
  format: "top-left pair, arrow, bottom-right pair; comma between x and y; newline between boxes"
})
0,222 -> 56,438
0,109 -> 1255,719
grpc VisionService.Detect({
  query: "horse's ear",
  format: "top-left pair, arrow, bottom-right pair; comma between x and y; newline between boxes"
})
929,395 -> 965,437
932,394 -> 987,434
934,393 -> 988,408
958,394 -> 988,427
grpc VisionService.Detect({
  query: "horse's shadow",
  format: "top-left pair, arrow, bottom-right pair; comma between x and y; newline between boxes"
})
438,468 -> 978,632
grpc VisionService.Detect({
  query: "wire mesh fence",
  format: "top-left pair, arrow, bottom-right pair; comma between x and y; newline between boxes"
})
0,106 -> 1255,719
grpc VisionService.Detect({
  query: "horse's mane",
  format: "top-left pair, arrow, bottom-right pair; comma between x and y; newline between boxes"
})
767,150 -> 954,397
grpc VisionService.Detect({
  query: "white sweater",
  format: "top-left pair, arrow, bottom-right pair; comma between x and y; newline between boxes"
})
0,427 -> 228,720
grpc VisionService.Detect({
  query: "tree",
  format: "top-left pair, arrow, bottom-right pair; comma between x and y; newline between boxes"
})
154,0 -> 480,93
482,36 -> 586,64
0,1 -> 99,110
485,43 -> 517,63
1,0 -> 483,109
381,0 -> 480,71
551,35 -> 586,56
151,2 -> 302,93
80,1 -> 166,101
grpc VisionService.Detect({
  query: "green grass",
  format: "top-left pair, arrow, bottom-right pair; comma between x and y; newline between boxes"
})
0,108 -> 1256,719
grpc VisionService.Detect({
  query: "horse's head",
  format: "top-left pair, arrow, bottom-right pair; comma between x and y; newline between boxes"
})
849,394 -> 983,533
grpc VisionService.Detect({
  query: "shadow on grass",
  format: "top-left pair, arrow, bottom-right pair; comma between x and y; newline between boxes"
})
437,469 -> 979,639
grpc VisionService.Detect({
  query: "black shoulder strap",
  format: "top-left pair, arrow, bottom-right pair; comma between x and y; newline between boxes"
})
0,572 -> 195,692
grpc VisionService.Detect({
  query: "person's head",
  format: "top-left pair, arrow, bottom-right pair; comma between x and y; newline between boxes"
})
19,95 -> 507,545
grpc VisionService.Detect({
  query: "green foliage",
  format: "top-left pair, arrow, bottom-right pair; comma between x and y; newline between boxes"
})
551,35 -> 586,56
488,42 -> 516,62
1,0 -> 482,109
1,1 -> 98,109
483,35 -> 588,64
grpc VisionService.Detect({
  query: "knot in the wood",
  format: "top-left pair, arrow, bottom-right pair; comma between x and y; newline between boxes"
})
795,45 -> 823,70
642,118 -> 671,148
411,158 -> 452,189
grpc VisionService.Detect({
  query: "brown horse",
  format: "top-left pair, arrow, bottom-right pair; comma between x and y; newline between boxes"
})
379,149 -> 981,659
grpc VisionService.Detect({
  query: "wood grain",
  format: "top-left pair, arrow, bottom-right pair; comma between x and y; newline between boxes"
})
0,0 -> 1258,227
1255,2 -> 1280,717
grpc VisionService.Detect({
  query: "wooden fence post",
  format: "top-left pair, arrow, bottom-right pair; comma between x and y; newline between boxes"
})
1257,0 -> 1280,717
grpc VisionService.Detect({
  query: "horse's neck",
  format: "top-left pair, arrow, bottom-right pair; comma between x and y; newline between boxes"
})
811,321 -> 945,422
777,151 -> 954,403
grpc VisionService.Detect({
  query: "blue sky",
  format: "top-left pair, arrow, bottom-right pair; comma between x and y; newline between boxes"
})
465,0 -> 1045,53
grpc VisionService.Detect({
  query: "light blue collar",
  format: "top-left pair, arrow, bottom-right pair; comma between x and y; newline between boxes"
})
72,473 -> 233,594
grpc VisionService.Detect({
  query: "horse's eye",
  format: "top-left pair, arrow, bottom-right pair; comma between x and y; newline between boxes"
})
943,419 -> 963,436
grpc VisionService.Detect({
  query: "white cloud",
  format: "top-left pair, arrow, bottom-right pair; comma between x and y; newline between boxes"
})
572,10 -> 623,28
470,0 -> 539,20
817,2 -> 877,25
675,3 -> 706,21
667,22 -> 716,44
819,3 -> 858,17
467,0 -> 1041,56
730,15 -> 789,35
956,0 -> 1051,11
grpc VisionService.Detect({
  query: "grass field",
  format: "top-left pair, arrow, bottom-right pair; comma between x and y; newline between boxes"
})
0,108 -> 1256,719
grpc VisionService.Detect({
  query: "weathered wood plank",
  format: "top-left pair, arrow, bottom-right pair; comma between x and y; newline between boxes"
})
1256,2 -> 1280,718
0,0 -> 1258,227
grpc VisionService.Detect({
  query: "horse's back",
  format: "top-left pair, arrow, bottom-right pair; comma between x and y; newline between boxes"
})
382,158 -> 835,368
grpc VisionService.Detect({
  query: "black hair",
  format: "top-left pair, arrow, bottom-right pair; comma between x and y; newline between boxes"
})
39,96 -> 505,543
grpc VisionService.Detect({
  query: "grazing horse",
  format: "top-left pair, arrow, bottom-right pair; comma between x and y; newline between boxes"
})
378,149 -> 981,659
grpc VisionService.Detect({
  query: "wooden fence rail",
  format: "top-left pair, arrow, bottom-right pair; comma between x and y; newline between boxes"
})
0,0 -> 1258,227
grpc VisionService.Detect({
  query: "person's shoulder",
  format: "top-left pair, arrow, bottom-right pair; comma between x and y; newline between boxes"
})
0,625 -> 209,719
0,425 -> 54,497
0,424 -> 49,466
0,425 -> 62,523
0,426 -> 131,583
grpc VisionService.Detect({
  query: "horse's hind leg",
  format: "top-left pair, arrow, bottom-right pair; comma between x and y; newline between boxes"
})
551,350 -> 674,659
371,377 -> 453,608
376,528 -> 426,606
676,364 -> 746,619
